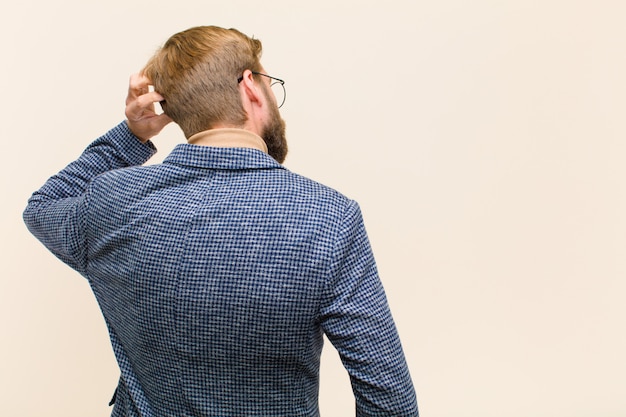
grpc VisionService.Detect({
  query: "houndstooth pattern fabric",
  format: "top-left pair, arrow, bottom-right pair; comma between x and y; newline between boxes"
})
24,122 -> 418,417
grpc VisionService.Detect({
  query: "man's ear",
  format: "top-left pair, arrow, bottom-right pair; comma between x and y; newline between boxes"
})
239,70 -> 264,107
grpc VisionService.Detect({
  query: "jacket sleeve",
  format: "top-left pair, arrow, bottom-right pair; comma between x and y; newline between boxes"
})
22,121 -> 157,275
319,200 -> 419,416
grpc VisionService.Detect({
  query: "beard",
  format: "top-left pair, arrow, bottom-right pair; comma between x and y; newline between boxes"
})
260,86 -> 288,163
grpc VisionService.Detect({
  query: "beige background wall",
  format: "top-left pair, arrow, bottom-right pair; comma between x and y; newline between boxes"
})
2,0 -> 626,416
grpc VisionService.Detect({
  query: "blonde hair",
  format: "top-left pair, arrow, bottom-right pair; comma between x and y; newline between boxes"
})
143,26 -> 263,138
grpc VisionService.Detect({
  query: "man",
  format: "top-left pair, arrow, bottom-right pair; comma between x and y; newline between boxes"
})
23,26 -> 418,416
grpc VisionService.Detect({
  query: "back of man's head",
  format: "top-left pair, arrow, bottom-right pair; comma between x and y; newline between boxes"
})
143,26 -> 263,138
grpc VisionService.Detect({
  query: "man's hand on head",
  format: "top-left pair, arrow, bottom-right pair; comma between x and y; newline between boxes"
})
125,73 -> 172,143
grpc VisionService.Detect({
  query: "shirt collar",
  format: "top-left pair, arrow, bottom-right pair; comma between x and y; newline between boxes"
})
187,128 -> 268,154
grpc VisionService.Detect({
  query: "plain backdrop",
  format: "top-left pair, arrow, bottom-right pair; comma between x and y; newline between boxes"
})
2,1 -> 626,416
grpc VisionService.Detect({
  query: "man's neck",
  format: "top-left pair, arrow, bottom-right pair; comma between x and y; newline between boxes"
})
186,128 -> 268,153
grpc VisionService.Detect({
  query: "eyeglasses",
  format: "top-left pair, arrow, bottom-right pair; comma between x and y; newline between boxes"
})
238,71 -> 286,108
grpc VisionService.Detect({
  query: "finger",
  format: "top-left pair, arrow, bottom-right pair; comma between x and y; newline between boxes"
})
126,91 -> 166,119
129,73 -> 150,92
127,112 -> 173,143
140,113 -> 172,131
153,112 -> 173,129
135,91 -> 165,108
127,73 -> 151,100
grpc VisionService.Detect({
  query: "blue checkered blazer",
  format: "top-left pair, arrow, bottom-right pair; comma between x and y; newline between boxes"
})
24,122 -> 418,416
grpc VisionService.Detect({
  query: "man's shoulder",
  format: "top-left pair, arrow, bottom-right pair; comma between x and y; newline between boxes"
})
89,163 -> 155,185
261,169 -> 360,225
274,169 -> 353,205
86,163 -> 174,205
